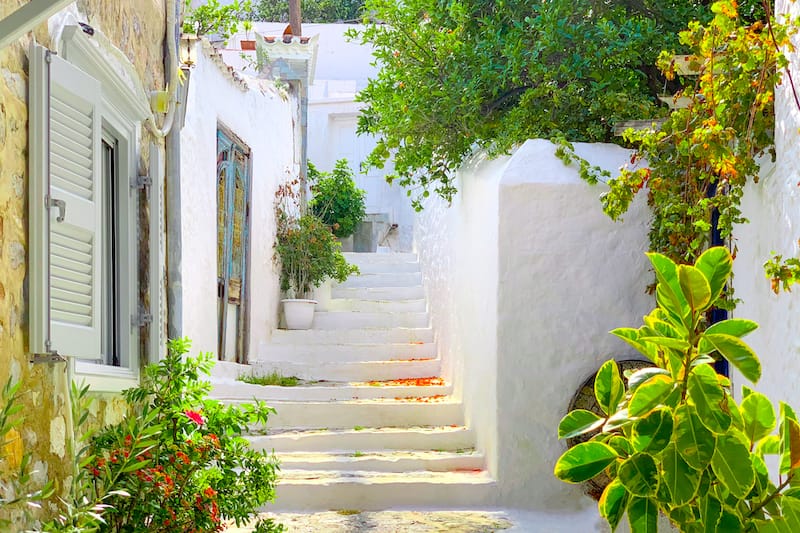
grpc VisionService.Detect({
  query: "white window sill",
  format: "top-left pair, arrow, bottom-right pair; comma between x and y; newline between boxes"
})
74,361 -> 139,393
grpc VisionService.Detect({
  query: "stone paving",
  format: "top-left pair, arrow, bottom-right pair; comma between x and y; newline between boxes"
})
225,510 -> 512,532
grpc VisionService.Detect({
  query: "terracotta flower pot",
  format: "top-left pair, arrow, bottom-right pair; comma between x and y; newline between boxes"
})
241,39 -> 256,50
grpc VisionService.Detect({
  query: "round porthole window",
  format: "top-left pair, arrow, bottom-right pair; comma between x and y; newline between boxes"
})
566,359 -> 653,499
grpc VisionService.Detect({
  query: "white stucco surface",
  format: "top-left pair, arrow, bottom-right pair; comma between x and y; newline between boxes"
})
733,0 -> 800,407
416,140 -> 653,510
180,44 -> 294,358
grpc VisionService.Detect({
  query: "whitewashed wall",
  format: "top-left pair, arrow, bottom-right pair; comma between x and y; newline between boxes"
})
733,0 -> 800,406
415,140 -> 653,510
180,43 -> 295,358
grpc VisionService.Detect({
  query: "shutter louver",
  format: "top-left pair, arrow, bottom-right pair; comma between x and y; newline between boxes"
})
29,43 -> 103,359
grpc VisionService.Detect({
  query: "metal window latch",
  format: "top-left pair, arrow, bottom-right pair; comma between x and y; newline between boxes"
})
133,310 -> 153,328
132,174 -> 152,189
46,195 -> 66,222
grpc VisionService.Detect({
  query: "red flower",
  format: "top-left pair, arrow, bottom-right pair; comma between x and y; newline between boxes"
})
184,410 -> 205,425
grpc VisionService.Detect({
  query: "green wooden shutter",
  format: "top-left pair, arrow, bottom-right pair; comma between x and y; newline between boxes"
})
29,42 -> 103,359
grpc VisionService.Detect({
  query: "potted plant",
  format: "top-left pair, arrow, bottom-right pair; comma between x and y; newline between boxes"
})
308,159 -> 366,251
276,211 -> 358,329
241,20 -> 256,50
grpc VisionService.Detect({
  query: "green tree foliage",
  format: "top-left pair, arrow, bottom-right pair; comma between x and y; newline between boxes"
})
349,0 -> 712,209
309,159 -> 367,238
555,247 -> 800,532
250,0 -> 363,23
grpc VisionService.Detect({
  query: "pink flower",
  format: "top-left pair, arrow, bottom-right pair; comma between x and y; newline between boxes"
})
184,410 -> 205,425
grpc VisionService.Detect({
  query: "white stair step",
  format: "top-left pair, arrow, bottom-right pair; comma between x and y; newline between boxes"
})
248,425 -> 477,453
259,342 -> 437,363
270,327 -> 434,345
212,380 -> 451,401
338,272 -> 422,288
251,358 -> 441,382
268,470 -> 497,511
352,261 -> 420,274
344,252 -> 417,265
242,398 -> 463,429
320,298 -> 426,312
277,450 -> 484,473
330,286 -> 425,300
312,311 -> 429,329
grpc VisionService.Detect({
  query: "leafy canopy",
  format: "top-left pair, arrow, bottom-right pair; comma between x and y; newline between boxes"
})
555,247 -> 800,532
250,0 -> 363,23
349,0 -> 711,209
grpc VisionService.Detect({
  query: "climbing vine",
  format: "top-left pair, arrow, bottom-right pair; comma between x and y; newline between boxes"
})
577,0 -> 798,270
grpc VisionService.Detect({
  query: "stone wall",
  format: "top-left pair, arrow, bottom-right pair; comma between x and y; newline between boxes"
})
0,1 -> 165,526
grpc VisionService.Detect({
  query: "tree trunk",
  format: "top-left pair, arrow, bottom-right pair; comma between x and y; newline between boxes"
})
289,0 -> 302,36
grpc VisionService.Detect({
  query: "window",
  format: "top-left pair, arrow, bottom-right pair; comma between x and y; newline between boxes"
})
28,27 -> 157,389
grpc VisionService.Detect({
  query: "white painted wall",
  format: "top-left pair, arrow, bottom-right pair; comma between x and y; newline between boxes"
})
416,140 -> 653,510
733,0 -> 800,406
180,42 -> 295,359
222,23 -> 416,249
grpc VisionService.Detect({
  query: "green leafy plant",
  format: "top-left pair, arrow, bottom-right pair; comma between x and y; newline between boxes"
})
0,378 -> 54,528
183,0 -> 252,41
69,338 -> 283,532
309,159 -> 366,239
249,0 -> 363,23
239,371 -> 300,387
555,247 -> 800,531
348,0 -> 710,209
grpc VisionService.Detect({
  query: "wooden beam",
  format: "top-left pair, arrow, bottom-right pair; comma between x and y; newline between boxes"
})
0,0 -> 74,49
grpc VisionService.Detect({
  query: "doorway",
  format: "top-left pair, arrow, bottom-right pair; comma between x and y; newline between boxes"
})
216,127 -> 252,363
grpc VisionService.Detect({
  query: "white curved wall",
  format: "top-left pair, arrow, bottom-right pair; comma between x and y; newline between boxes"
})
415,139 -> 652,510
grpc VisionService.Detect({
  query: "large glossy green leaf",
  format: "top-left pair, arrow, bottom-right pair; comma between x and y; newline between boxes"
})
704,318 -> 758,339
618,453 -> 659,497
629,374 -> 675,417
632,409 -> 673,453
717,511 -> 743,532
558,409 -> 605,440
678,264 -> 711,314
694,247 -> 732,303
599,478 -> 629,532
554,442 -> 618,483
757,435 -> 781,456
675,405 -> 716,470
627,367 -> 670,393
699,494 -> 722,533
702,333 -> 761,383
638,335 -> 691,351
662,443 -> 700,506
628,496 -> 658,533
611,328 -> 656,362
711,435 -> 755,498
741,391 -> 776,446
595,359 -> 625,416
648,252 -> 690,327
688,364 -> 731,434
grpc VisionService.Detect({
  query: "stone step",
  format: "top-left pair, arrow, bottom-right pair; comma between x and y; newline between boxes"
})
351,261 -> 421,274
212,379 -> 452,402
268,470 -> 497,511
259,342 -> 437,363
270,327 -> 434,345
337,272 -> 422,288
312,311 -> 429,329
240,397 -> 464,429
248,425 -> 477,453
330,286 -> 425,300
251,358 -> 441,382
320,298 -> 427,313
344,252 -> 417,265
277,449 -> 484,473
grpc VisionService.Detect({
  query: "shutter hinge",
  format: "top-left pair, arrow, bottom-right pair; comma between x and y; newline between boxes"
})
133,309 -> 153,328
132,174 -> 152,189
30,351 -> 67,364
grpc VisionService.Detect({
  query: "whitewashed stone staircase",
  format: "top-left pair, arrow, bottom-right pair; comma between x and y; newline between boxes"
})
211,252 -> 497,511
